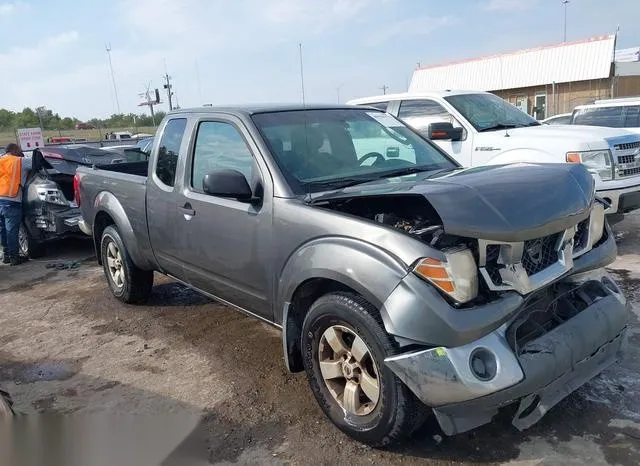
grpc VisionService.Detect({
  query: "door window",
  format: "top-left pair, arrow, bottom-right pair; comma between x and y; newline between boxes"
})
398,99 -> 466,139
534,94 -> 547,120
364,101 -> 390,112
191,121 -> 256,193
155,118 -> 187,187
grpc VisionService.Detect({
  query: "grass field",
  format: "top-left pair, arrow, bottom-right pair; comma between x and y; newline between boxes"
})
0,127 -> 157,147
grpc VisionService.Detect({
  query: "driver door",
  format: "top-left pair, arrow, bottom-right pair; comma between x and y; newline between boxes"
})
177,116 -> 274,319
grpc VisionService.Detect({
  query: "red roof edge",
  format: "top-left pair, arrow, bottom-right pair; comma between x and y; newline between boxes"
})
416,34 -> 615,71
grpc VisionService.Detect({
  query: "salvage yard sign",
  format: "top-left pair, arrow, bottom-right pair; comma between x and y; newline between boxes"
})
17,127 -> 45,151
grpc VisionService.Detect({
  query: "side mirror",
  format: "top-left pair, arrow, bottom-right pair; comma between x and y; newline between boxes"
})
426,122 -> 463,141
202,169 -> 253,201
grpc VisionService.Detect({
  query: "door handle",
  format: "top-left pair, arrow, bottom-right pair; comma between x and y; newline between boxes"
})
179,203 -> 196,217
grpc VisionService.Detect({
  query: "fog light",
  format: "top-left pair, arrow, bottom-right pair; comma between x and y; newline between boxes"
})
469,348 -> 497,381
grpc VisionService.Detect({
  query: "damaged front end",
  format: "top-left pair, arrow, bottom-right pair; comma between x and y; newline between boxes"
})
313,162 -> 629,435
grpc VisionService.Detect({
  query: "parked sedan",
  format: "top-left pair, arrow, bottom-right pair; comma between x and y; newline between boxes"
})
541,113 -> 572,125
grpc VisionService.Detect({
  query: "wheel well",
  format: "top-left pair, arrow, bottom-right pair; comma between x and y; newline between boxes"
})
285,278 -> 367,373
93,211 -> 115,264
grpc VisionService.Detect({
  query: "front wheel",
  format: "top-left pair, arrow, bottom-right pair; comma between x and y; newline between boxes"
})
301,292 -> 426,447
100,225 -> 153,304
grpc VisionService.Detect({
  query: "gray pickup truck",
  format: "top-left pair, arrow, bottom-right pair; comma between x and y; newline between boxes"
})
75,105 -> 629,446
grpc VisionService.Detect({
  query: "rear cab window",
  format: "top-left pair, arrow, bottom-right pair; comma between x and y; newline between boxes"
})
155,118 -> 187,188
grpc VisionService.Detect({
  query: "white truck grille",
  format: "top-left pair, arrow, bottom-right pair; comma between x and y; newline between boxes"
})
613,141 -> 640,178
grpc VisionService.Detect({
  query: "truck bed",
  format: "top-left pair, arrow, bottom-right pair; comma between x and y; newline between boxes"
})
76,161 -> 154,269
95,160 -> 149,177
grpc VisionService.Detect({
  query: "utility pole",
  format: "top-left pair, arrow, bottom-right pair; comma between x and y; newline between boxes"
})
562,0 -> 569,42
163,72 -> 174,111
380,85 -> 389,95
336,83 -> 345,103
298,43 -> 306,106
105,43 -> 121,114
35,106 -> 45,130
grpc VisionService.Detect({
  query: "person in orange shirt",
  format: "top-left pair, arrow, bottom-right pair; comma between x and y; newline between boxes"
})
0,143 -> 31,265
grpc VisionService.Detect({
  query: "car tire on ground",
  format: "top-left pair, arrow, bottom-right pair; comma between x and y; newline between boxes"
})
301,291 -> 426,447
100,225 -> 153,304
19,223 -> 44,259
0,389 -> 14,419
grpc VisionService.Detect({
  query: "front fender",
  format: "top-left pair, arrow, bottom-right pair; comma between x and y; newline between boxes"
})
276,236 -> 410,324
93,191 -> 155,270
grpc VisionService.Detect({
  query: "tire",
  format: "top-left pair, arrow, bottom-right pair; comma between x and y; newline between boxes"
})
100,225 -> 153,304
301,292 -> 426,447
19,223 -> 44,259
0,389 -> 14,419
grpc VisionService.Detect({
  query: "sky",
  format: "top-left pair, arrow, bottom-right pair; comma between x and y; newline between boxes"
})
2,0 -> 640,120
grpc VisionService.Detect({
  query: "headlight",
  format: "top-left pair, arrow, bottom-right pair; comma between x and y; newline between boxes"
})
566,150 -> 614,181
413,247 -> 478,304
589,201 -> 606,247
36,187 -> 69,206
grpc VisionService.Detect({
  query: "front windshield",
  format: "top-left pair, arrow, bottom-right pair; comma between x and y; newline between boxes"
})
445,93 -> 540,131
251,109 -> 457,194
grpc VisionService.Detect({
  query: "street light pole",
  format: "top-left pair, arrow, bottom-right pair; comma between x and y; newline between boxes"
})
563,0 -> 570,42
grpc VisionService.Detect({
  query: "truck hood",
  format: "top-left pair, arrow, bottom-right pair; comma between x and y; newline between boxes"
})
311,163 -> 595,242
501,124 -> 640,149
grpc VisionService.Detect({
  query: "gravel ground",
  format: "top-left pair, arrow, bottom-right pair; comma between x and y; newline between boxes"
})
1,215 -> 640,466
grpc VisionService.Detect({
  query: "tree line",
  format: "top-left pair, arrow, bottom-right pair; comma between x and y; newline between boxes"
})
0,107 -> 166,131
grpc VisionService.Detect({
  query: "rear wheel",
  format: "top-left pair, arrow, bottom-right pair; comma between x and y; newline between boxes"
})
100,225 -> 153,304
301,292 -> 426,447
19,223 -> 44,259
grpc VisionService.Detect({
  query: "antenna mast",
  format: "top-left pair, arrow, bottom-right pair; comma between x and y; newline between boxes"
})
105,43 -> 121,114
299,43 -> 306,105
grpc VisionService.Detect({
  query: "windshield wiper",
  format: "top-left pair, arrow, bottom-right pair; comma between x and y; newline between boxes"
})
478,123 -> 520,132
303,177 -> 378,191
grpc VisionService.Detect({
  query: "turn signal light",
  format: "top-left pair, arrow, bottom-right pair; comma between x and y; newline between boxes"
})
413,248 -> 478,304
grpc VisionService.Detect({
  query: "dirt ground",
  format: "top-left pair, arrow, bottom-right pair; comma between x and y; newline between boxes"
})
1,216 -> 640,466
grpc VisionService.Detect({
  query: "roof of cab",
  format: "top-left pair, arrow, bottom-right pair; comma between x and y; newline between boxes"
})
167,103 -> 373,117
346,90 -> 490,105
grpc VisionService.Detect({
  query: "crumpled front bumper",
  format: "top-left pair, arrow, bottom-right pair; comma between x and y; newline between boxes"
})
384,269 -> 629,435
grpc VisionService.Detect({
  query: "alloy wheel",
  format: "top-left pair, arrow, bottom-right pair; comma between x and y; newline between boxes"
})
106,241 -> 124,289
318,325 -> 380,416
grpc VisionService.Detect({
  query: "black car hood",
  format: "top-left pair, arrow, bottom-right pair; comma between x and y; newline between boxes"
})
310,163 -> 595,242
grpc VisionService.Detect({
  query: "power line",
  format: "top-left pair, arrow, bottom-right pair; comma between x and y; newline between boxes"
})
105,43 -> 121,114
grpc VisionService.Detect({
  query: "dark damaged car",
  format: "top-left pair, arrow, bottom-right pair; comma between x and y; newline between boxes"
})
18,146 -> 125,257
75,105 -> 629,446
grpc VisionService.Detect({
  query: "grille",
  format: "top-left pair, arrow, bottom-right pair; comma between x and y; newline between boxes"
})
618,154 -> 636,164
506,281 -> 608,355
573,219 -> 590,251
614,141 -> 640,151
619,166 -> 640,177
521,233 -> 560,276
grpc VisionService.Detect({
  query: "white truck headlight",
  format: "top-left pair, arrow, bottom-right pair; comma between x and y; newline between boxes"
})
36,187 -> 69,206
413,247 -> 478,304
589,202 -> 606,247
566,150 -> 614,181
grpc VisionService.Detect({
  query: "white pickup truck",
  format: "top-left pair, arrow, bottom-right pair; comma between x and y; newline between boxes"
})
348,90 -> 640,222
